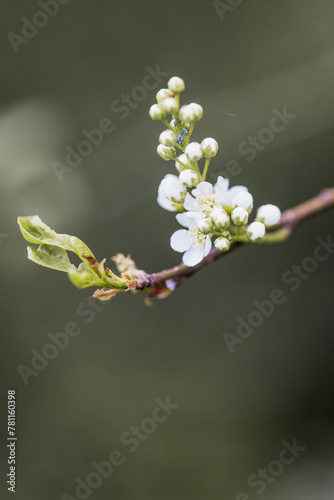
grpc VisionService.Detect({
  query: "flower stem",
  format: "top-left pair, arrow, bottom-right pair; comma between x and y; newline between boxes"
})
185,122 -> 195,145
162,118 -> 175,131
202,159 -> 211,181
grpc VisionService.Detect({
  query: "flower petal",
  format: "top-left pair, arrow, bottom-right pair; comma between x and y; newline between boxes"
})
159,174 -> 184,200
184,193 -> 198,211
170,230 -> 192,252
214,176 -> 229,203
192,181 -> 213,198
182,245 -> 205,267
223,185 -> 248,208
157,193 -> 175,211
176,213 -> 200,228
204,235 -> 212,256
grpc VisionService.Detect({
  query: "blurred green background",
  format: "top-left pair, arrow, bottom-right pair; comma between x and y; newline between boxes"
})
1,0 -> 334,499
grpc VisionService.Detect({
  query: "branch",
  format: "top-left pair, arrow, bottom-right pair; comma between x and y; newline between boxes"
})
129,188 -> 334,295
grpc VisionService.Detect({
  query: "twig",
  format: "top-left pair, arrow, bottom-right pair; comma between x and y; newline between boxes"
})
129,188 -> 334,292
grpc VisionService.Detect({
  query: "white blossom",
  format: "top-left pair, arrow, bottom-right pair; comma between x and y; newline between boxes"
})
210,207 -> 230,230
175,153 -> 192,173
159,130 -> 177,146
149,104 -> 164,121
214,237 -> 230,252
170,213 -> 211,267
160,97 -> 179,115
247,221 -> 266,242
157,144 -> 175,161
179,105 -> 196,123
197,218 -> 213,234
168,76 -> 185,93
201,138 -> 218,158
222,184 -> 249,213
231,207 -> 249,226
189,103 -> 203,121
156,88 -> 170,103
185,142 -> 203,162
179,170 -> 199,187
183,176 -> 247,219
256,204 -> 281,227
157,174 -> 186,212
232,191 -> 253,214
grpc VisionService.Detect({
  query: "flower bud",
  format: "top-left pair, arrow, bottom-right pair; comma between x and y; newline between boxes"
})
179,105 -> 196,123
185,142 -> 203,162
183,122 -> 191,130
197,218 -> 213,235
159,129 -> 177,146
160,97 -> 179,115
232,191 -> 253,214
189,103 -> 203,121
210,207 -> 229,230
247,221 -> 266,242
168,76 -> 185,93
201,138 -> 218,158
157,144 -> 175,161
158,174 -> 186,211
179,169 -> 200,187
214,237 -> 230,252
256,204 -> 281,227
175,153 -> 192,173
231,207 -> 249,226
156,88 -> 171,103
149,104 -> 164,121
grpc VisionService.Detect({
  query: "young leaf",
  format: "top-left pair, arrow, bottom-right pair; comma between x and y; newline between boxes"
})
18,216 -> 96,262
27,244 -> 77,273
18,215 -> 128,292
67,263 -> 106,289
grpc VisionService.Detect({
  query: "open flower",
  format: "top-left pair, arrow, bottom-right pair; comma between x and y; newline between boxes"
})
183,179 -> 224,217
183,176 -> 248,218
157,174 -> 186,212
170,213 -> 212,267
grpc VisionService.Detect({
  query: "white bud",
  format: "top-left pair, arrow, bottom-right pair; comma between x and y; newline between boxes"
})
247,221 -> 266,242
179,169 -> 200,187
175,153 -> 192,173
168,76 -> 185,93
197,218 -> 213,235
185,142 -> 203,162
160,97 -> 179,115
149,104 -> 164,121
189,103 -> 203,121
232,192 -> 253,214
157,144 -> 175,161
156,88 -> 171,103
231,207 -> 249,226
158,174 -> 186,211
256,204 -> 281,227
159,129 -> 177,146
179,105 -> 196,123
201,138 -> 219,158
214,237 -> 230,252
210,207 -> 229,230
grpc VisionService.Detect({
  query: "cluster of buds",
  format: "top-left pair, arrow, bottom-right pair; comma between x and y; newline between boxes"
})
149,77 -> 281,267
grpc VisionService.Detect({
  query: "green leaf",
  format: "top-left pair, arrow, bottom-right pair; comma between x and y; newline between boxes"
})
18,216 -> 96,263
27,244 -> 77,273
18,215 -> 128,291
68,263 -> 106,290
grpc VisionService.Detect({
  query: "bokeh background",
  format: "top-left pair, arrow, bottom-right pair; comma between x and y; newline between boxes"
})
1,1 -> 334,498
